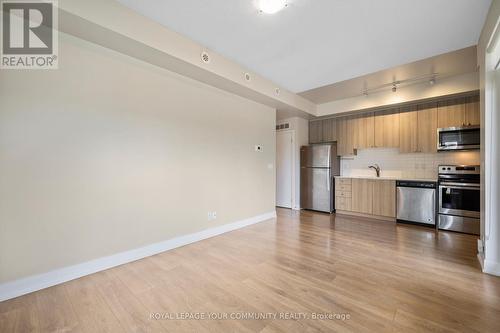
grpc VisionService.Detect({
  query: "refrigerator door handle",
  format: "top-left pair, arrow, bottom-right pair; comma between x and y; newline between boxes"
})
326,146 -> 331,192
327,146 -> 331,169
327,169 -> 330,191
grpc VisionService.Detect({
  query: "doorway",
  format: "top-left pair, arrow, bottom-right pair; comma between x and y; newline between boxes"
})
276,130 -> 294,208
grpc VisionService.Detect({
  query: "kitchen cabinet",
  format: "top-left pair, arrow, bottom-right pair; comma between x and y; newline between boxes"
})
464,95 -> 480,126
351,179 -> 373,214
335,117 -> 346,155
321,118 -> 337,142
335,178 -> 352,211
354,113 -> 375,149
309,121 -> 323,144
399,105 -> 418,153
309,118 -> 337,144
372,180 -> 396,217
336,116 -> 356,156
417,102 -> 438,153
437,95 -> 480,128
310,93 -> 478,154
374,109 -> 400,148
337,177 -> 396,219
399,103 -> 437,153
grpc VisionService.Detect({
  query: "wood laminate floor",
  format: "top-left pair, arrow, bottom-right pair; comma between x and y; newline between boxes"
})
1,208 -> 500,332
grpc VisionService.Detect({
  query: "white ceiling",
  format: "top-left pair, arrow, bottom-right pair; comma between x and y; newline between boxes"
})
117,0 -> 491,94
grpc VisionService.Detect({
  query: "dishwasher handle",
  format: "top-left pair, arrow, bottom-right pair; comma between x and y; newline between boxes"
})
396,181 -> 436,189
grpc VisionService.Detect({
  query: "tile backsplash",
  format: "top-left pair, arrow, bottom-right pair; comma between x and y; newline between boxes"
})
341,148 -> 480,180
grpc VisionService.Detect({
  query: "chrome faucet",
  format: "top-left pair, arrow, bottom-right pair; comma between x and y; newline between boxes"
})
369,164 -> 381,177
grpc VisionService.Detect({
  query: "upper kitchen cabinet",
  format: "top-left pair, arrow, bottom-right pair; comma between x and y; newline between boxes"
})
464,95 -> 480,126
309,120 -> 323,144
336,116 -> 356,156
309,118 -> 337,144
399,105 -> 418,153
309,92 -> 478,154
399,103 -> 437,153
322,118 -> 337,142
417,102 -> 438,153
374,109 -> 400,148
437,94 -> 480,128
353,113 -> 375,150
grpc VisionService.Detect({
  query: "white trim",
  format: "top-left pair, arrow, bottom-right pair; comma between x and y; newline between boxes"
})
0,211 -> 276,302
483,259 -> 500,276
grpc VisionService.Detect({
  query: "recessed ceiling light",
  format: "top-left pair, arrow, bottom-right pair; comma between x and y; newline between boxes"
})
258,0 -> 287,14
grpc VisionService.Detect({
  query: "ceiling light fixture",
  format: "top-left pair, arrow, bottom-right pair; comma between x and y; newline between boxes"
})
258,0 -> 287,14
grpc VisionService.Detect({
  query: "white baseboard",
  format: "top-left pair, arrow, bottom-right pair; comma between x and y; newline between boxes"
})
483,259 -> 500,276
0,211 -> 276,302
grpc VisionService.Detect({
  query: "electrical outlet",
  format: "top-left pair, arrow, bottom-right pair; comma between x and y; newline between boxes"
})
255,145 -> 263,152
207,211 -> 217,221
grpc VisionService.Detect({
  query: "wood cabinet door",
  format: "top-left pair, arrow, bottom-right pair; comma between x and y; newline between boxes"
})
336,117 -> 354,156
464,95 -> 480,126
417,102 -> 438,153
309,121 -> 323,144
321,118 -> 337,142
336,117 -> 346,156
437,98 -> 465,128
351,179 -> 373,214
365,112 -> 375,148
372,180 -> 396,217
399,105 -> 418,153
345,116 -> 357,155
375,109 -> 400,148
354,113 -> 375,149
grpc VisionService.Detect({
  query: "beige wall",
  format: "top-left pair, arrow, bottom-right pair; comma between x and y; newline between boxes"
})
0,33 -> 276,283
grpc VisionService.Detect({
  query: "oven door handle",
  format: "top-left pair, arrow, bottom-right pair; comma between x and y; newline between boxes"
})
439,185 -> 480,191
439,181 -> 480,187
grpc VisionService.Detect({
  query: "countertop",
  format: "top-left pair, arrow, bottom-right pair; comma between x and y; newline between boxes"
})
335,175 -> 437,182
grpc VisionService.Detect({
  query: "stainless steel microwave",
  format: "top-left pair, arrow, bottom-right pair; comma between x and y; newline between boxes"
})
437,126 -> 480,151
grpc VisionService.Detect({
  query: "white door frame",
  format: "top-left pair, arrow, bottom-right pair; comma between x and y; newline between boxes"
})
276,129 -> 295,209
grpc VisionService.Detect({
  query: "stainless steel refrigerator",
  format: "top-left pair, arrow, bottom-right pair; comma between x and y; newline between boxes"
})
300,144 -> 340,213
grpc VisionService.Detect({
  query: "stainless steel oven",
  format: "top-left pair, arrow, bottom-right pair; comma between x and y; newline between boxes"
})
437,126 -> 480,151
438,165 -> 480,235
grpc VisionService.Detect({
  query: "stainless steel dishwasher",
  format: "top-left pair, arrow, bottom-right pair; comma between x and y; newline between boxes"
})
396,181 -> 437,227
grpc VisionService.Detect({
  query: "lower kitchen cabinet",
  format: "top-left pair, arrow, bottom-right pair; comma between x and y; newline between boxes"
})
372,180 -> 396,217
336,178 -> 396,219
351,179 -> 373,214
335,178 -> 352,211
